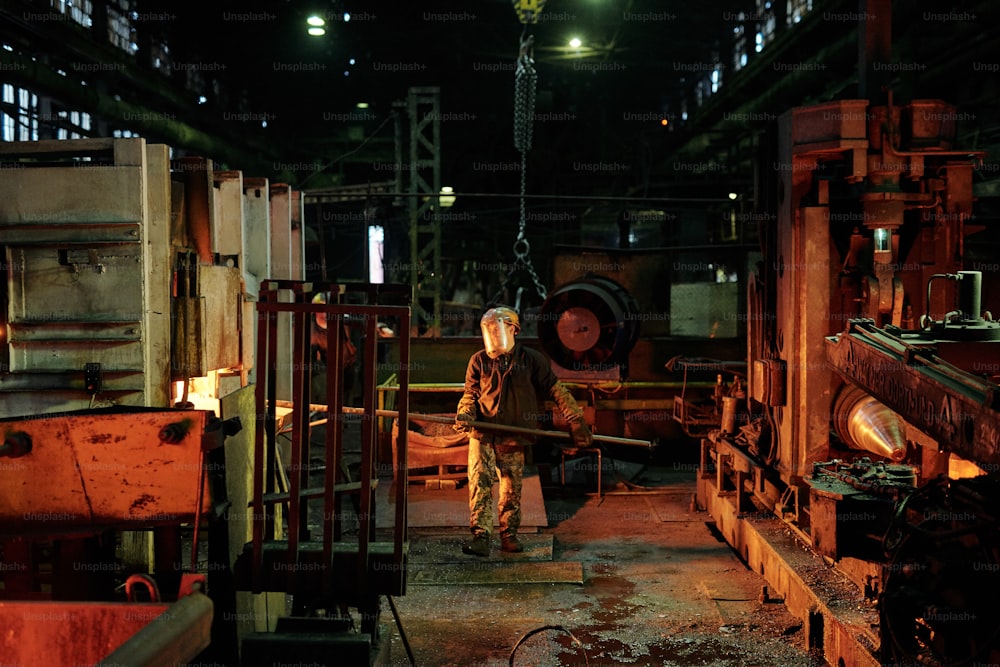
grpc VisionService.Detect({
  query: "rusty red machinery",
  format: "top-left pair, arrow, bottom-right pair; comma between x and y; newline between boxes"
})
0,408 -> 224,664
0,137 -> 301,665
688,2 -> 1000,666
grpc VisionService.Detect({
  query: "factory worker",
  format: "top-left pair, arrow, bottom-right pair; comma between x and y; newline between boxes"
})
454,306 -> 593,556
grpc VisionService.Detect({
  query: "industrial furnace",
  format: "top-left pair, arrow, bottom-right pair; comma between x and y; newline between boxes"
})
0,137 -> 405,665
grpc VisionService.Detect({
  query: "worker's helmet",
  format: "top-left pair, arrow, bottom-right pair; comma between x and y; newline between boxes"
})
481,306 -> 520,358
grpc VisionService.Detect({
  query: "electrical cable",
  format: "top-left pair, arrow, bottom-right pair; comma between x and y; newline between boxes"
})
299,112 -> 396,188
508,624 -> 589,666
387,595 -> 417,666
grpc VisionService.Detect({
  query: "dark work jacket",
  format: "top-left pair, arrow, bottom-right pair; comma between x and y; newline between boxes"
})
456,343 -> 582,445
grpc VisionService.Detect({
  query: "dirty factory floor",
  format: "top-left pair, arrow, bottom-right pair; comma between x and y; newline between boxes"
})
380,461 -> 826,667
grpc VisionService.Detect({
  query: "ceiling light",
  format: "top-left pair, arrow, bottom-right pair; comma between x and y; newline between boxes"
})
307,15 -> 325,26
439,186 -> 456,208
569,37 -> 582,48
308,27 -> 326,36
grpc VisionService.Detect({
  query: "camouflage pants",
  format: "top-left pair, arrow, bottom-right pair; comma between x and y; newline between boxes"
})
468,436 -> 524,538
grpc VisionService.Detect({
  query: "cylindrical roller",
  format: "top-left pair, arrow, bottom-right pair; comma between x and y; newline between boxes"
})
957,270 -> 982,321
538,276 -> 640,373
833,385 -> 908,461
721,396 -> 738,435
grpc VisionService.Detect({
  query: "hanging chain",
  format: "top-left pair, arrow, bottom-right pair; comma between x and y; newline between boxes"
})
513,33 -> 536,154
511,32 -> 547,301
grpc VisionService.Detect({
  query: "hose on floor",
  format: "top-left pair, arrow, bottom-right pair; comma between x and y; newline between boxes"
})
509,624 -> 589,666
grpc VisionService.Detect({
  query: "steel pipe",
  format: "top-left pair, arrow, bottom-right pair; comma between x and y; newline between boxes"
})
274,400 -> 654,449
97,592 -> 213,667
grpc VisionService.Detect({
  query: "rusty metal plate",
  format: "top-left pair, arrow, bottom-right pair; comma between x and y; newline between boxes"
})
0,600 -> 170,666
0,408 -> 210,537
790,99 -> 870,144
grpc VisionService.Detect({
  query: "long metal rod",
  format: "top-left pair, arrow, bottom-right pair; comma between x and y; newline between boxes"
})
306,189 -> 739,204
97,592 -> 214,667
281,402 -> 654,449
363,407 -> 650,446
321,311 -> 341,597
395,311 -> 411,562
376,381 -> 718,392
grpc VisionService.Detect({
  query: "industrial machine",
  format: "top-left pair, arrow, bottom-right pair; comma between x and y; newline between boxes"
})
0,138 -> 255,663
688,16 -> 1000,667
0,138 -> 410,665
538,274 -> 641,382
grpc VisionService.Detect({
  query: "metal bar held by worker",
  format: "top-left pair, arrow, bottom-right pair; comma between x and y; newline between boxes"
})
336,405 -> 655,449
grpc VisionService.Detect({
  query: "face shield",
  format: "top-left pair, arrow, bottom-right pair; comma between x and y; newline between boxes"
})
481,307 -> 520,359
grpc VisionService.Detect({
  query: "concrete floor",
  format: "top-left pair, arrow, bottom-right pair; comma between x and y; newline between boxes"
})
382,464 -> 826,667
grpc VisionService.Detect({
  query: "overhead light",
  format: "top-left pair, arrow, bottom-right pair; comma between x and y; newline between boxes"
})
569,37 -> 582,48
308,27 -> 326,36
439,186 -> 456,208
307,15 -> 325,27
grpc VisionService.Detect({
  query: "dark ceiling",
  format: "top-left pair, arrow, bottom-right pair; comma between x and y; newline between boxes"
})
2,0 -> 998,207
135,0 -> 747,187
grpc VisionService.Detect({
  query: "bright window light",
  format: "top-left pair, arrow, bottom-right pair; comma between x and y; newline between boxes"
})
369,225 -> 385,284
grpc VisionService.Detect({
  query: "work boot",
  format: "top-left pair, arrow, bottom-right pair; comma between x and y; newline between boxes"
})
501,534 -> 524,553
462,534 -> 490,557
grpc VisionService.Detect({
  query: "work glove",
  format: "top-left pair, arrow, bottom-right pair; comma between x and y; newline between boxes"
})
453,412 -> 475,433
570,420 -> 593,449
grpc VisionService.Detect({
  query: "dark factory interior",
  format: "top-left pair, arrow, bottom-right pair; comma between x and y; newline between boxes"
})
2,0 -> 1000,665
